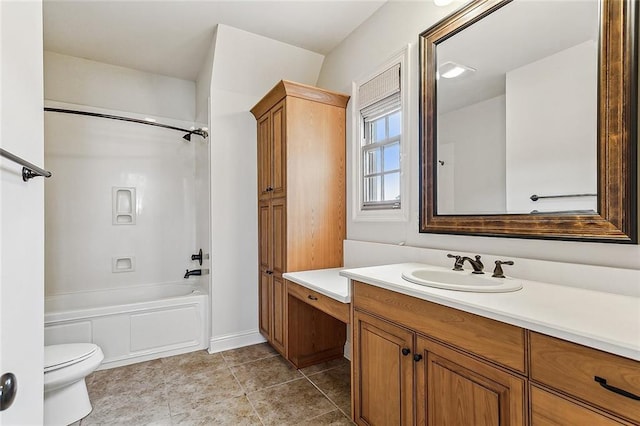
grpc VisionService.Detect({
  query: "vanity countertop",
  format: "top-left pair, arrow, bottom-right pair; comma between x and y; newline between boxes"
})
340,263 -> 640,361
283,268 -> 350,303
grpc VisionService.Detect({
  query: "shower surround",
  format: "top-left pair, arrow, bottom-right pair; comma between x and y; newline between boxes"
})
43,101 -> 210,365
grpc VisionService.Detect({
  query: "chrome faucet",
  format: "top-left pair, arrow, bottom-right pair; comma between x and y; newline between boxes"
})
447,254 -> 484,274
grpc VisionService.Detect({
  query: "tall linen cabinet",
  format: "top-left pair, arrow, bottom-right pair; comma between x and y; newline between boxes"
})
251,80 -> 349,355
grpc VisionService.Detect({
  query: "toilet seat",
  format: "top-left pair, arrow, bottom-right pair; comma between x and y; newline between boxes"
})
45,343 -> 99,373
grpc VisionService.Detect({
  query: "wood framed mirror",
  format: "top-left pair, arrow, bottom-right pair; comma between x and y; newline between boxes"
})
419,0 -> 637,243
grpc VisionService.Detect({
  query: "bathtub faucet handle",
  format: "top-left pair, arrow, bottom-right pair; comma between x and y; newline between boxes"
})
191,249 -> 203,265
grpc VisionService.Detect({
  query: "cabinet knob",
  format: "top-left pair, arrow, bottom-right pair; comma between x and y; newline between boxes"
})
307,295 -> 318,301
401,348 -> 411,356
266,270 -> 273,275
266,186 -> 274,192
413,354 -> 423,362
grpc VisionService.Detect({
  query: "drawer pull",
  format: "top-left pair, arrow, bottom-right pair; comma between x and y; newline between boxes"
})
308,295 -> 318,301
594,376 -> 640,401
402,348 -> 411,356
414,354 -> 423,362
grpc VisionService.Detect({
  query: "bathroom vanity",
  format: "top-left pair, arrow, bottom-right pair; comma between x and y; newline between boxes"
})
341,263 -> 640,426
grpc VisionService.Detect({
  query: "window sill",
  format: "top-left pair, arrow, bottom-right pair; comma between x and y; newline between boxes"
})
353,207 -> 408,222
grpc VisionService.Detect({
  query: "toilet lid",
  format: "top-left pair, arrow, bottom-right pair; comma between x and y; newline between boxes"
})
44,343 -> 98,372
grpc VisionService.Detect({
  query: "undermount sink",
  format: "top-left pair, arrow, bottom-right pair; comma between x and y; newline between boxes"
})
401,268 -> 522,293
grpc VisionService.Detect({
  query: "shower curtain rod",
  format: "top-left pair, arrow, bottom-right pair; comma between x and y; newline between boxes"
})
44,107 -> 208,141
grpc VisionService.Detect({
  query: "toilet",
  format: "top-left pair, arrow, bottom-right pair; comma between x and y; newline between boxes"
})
44,343 -> 104,425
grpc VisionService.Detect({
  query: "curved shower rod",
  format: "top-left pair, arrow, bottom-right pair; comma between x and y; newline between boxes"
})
44,107 -> 209,141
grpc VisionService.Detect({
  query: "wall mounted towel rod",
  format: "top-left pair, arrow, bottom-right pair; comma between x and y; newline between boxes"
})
0,148 -> 52,181
530,193 -> 597,202
44,107 -> 209,141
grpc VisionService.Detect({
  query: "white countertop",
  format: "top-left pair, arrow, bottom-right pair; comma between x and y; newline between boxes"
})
283,268 -> 350,303
340,263 -> 640,361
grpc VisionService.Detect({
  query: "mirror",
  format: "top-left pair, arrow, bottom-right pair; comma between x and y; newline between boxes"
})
419,0 -> 637,243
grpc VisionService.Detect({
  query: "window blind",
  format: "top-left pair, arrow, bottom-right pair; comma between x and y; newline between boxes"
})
358,63 -> 401,110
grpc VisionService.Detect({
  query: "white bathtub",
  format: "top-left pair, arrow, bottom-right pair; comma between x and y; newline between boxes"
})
45,282 -> 209,369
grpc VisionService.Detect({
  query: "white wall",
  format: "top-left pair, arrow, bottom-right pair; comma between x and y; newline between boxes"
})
505,41 -> 597,214
43,54 -> 205,296
195,31 -> 215,341
438,95 -> 506,214
316,1 -> 640,270
0,0 -> 45,423
207,25 -> 324,351
44,51 -> 196,122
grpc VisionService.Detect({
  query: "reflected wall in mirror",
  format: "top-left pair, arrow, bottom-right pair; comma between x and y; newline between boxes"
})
419,0 -> 637,243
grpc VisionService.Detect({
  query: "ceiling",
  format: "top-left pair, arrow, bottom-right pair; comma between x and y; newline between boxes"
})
43,0 -> 387,81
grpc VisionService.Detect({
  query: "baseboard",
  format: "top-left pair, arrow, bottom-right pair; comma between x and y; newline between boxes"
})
208,329 -> 267,353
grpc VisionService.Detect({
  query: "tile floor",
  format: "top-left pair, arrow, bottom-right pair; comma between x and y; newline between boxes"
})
79,343 -> 353,425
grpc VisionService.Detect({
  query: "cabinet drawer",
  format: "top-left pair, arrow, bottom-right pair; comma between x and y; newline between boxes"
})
530,332 -> 640,423
531,385 -> 631,425
287,281 -> 349,323
353,281 -> 526,373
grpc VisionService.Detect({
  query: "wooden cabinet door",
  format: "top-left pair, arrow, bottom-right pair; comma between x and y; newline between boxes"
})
271,100 -> 286,198
258,200 -> 270,271
353,310 -> 414,426
416,336 -> 526,426
258,268 -> 272,340
272,197 -> 286,275
257,113 -> 271,200
271,275 -> 287,355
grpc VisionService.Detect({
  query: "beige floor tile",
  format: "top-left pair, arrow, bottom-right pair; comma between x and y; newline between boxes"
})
161,350 -> 227,375
248,378 -> 335,425
82,388 -> 171,425
168,367 -> 244,415
221,342 -> 278,366
82,346 -> 352,425
299,410 -> 355,425
307,362 -> 351,416
300,357 -> 349,376
171,395 -> 262,426
231,355 -> 302,392
87,359 -> 165,400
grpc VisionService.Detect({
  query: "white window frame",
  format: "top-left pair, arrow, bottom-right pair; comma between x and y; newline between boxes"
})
352,45 -> 410,222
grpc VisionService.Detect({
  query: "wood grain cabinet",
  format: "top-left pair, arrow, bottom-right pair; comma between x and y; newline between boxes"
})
351,281 -> 640,426
352,281 -> 526,426
529,332 -> 640,425
353,310 -> 414,426
251,80 -> 349,358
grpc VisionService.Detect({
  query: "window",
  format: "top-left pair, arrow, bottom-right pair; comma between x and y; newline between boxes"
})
362,97 -> 401,209
352,46 -> 409,221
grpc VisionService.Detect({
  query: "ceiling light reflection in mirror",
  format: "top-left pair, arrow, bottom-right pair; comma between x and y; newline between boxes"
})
435,0 -> 599,216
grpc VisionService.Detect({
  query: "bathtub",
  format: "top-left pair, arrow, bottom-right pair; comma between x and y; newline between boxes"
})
45,282 -> 208,369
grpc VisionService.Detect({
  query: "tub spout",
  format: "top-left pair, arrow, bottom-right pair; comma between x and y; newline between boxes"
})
184,269 -> 202,279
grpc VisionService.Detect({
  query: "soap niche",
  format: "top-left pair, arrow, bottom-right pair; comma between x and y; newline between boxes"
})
112,256 -> 135,273
112,187 -> 136,225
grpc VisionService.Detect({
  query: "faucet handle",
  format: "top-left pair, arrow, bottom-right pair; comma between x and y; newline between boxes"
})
447,253 -> 464,271
492,260 -> 514,278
